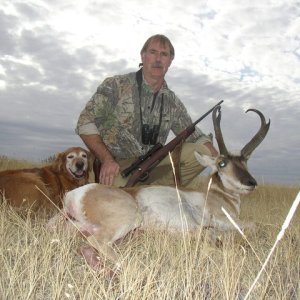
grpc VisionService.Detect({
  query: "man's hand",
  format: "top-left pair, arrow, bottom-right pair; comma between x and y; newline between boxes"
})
99,159 -> 120,186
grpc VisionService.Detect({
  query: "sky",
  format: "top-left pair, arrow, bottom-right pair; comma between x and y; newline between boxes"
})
0,0 -> 299,185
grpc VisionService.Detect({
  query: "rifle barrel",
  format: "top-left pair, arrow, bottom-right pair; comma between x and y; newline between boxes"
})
192,100 -> 223,126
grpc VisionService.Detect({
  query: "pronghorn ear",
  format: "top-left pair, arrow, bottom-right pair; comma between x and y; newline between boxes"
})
194,151 -> 216,168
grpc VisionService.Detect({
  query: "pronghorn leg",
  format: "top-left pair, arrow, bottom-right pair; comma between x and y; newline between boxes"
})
79,232 -> 119,274
47,212 -> 93,236
206,219 -> 256,247
239,220 -> 256,231
85,231 -> 119,265
206,228 -> 224,247
79,245 -> 117,279
46,213 -> 65,230
81,215 -> 142,271
79,245 -> 103,269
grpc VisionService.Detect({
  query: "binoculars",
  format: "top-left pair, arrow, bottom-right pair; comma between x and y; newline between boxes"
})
142,124 -> 160,145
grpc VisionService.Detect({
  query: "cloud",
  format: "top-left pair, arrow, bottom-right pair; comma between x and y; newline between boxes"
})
0,9 -> 18,55
14,2 -> 45,20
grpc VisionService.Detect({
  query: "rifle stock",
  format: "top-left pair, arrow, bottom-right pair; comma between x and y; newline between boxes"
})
124,100 -> 224,187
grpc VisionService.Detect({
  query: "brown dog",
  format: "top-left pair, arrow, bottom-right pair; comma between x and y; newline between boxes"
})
0,147 -> 92,211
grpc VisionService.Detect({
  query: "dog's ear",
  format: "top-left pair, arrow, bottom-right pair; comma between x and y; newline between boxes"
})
87,151 -> 95,172
53,151 -> 65,172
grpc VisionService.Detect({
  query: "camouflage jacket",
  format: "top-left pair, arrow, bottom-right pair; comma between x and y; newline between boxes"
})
76,70 -> 211,159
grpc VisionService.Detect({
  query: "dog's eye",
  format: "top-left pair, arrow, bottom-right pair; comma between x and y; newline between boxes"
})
67,155 -> 74,159
218,160 -> 227,168
82,153 -> 87,158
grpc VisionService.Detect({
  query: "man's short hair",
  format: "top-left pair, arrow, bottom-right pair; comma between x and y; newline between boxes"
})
140,34 -> 175,59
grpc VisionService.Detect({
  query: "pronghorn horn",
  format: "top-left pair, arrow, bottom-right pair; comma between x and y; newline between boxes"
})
212,105 -> 228,155
241,108 -> 271,159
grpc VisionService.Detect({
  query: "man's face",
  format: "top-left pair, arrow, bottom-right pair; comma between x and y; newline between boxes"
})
141,40 -> 173,80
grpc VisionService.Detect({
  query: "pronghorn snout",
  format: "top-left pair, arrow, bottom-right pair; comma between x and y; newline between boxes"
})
242,176 -> 257,190
231,159 -> 258,192
234,160 -> 257,189
245,177 -> 257,188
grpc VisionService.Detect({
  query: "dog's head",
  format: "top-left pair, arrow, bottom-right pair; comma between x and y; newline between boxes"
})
54,147 -> 93,182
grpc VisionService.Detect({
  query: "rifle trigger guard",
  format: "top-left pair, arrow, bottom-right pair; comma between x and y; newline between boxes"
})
138,172 -> 149,182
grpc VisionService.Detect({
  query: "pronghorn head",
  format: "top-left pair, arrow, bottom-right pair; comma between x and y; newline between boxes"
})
195,106 -> 270,194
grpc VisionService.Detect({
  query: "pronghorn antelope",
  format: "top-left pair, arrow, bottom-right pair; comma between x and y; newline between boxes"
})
48,106 -> 270,270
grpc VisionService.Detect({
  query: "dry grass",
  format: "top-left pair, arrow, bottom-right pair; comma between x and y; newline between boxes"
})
0,158 -> 299,300
0,155 -> 46,172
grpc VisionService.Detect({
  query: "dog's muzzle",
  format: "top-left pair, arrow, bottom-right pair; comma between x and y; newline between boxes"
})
69,160 -> 87,178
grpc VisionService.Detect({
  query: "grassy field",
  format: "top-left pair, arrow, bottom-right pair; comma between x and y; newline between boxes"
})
0,157 -> 299,300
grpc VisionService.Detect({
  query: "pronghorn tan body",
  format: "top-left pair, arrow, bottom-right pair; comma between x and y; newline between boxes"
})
49,106 -> 270,270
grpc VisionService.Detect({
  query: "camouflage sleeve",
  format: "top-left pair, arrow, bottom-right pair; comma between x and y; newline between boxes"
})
171,95 -> 212,144
75,77 -> 118,136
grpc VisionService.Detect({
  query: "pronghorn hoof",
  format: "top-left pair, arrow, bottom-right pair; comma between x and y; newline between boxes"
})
215,237 -> 223,248
79,246 -> 103,269
78,246 -> 118,279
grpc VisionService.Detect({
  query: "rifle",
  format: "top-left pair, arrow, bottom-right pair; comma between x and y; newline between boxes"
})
123,100 -> 224,187
121,142 -> 163,180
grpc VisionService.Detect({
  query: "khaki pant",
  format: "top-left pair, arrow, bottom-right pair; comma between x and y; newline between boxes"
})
112,143 -> 211,188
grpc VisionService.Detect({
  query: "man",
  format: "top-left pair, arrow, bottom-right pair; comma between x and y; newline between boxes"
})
76,34 -> 218,187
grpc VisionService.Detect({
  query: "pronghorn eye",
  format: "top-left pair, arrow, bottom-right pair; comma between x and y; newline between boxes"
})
218,160 -> 227,168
